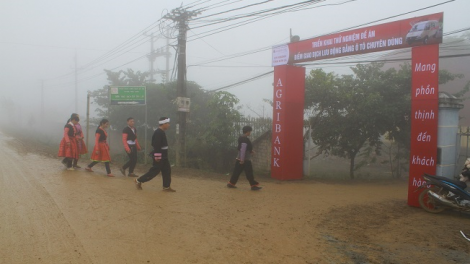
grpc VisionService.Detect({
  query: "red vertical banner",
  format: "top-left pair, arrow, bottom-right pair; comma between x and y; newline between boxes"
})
408,44 -> 439,207
272,65 -> 305,180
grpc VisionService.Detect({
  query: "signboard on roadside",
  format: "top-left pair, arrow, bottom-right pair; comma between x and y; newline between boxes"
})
110,86 -> 146,105
272,12 -> 443,66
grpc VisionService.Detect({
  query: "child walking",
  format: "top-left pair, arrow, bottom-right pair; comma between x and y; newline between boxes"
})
227,126 -> 262,190
58,115 -> 80,170
85,119 -> 114,177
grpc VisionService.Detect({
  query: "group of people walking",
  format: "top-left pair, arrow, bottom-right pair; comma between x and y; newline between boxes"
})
58,114 -> 262,191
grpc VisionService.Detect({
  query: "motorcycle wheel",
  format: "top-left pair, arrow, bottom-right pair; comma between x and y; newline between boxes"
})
419,187 -> 446,213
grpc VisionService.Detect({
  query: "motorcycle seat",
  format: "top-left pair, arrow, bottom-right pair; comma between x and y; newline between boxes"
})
424,174 -> 468,189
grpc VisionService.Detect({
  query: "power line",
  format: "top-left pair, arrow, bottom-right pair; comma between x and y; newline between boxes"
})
188,0 -> 328,39
44,37 -> 152,83
44,0 -> 467,89
41,0 -> 333,85
194,0 -> 244,13
193,65 -> 271,68
210,70 -> 274,92
184,0 -> 214,9
0,41 -> 144,53
206,51 -> 470,94
192,0 -> 275,22
44,52 -> 150,90
305,0 -> 456,39
188,0 -> 462,67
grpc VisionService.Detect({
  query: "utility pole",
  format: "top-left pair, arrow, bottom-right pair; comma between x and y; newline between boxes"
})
74,52 -> 78,113
86,91 -> 91,158
145,32 -> 157,83
147,31 -> 171,84
163,7 -> 199,167
165,28 -> 171,83
41,80 -> 44,121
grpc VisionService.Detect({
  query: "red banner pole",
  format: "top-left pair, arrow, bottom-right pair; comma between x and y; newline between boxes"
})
408,44 -> 439,207
272,65 -> 305,180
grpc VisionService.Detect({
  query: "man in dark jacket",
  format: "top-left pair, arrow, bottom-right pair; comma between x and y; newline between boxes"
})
120,117 -> 141,177
134,117 -> 175,192
227,126 -> 262,191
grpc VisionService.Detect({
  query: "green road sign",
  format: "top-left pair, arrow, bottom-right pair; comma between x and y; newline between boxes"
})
110,86 -> 146,105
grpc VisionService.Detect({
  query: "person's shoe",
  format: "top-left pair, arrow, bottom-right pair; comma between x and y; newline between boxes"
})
107,173 -> 115,177
128,173 -> 138,177
251,185 -> 262,191
73,165 -> 81,169
85,167 -> 93,172
163,187 -> 176,192
134,179 -> 142,190
226,183 -> 237,188
119,168 -> 126,176
66,167 -> 75,171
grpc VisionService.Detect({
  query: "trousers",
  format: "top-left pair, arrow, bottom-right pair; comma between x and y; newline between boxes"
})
229,160 -> 258,186
122,145 -> 137,173
137,159 -> 171,188
88,161 -> 111,174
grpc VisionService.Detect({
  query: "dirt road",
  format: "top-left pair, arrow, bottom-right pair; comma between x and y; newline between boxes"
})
1,132 -> 470,264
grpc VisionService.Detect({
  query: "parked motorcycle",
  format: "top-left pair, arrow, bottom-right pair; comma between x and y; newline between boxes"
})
417,173 -> 470,213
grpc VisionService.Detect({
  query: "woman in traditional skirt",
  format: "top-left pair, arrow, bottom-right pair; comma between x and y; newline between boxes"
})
85,119 -> 114,177
58,115 -> 80,170
73,114 -> 88,168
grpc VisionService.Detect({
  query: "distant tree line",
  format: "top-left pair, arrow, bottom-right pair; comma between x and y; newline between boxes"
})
90,60 -> 469,178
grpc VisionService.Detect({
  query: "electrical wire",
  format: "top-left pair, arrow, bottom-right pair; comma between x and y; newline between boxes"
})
40,0 -> 344,85
209,70 -> 274,92
44,0 -> 466,89
188,0 -> 462,67
194,0 -> 244,13
192,0 -> 275,21
304,0 -> 456,39
208,51 -> 470,93
188,0 -> 327,38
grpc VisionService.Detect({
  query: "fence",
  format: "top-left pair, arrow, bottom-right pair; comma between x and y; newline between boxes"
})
231,117 -> 272,147
459,126 -> 470,167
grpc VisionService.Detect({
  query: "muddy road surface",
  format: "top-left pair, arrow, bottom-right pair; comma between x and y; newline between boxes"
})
1,132 -> 470,264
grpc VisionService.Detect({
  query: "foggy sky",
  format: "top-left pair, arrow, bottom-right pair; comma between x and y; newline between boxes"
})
0,0 -> 469,124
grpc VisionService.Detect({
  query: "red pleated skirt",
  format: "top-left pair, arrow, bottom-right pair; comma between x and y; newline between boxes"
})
91,141 -> 111,162
58,138 -> 78,159
77,138 -> 88,155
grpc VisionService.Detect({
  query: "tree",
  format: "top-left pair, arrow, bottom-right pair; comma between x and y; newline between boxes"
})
306,63 -> 408,179
305,62 -> 467,179
91,68 -> 243,172
306,64 -> 389,179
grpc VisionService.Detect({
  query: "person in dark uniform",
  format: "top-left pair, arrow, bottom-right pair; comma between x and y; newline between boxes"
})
85,119 -> 114,177
120,117 -> 141,177
134,117 -> 175,192
227,126 -> 262,190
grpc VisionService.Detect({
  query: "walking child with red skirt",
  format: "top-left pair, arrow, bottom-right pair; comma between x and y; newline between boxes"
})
58,115 -> 80,170
85,119 -> 114,177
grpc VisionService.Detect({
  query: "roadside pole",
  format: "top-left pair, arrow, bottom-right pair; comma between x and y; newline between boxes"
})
86,91 -> 90,158
144,87 -> 148,165
107,86 -> 111,153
